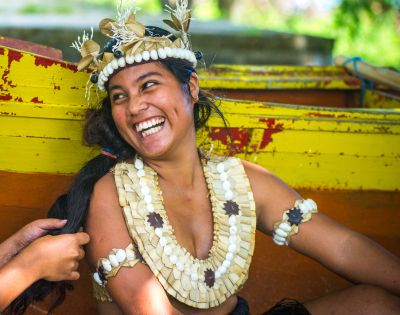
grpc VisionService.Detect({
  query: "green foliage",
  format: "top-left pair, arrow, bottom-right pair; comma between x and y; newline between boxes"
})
196,0 -> 399,69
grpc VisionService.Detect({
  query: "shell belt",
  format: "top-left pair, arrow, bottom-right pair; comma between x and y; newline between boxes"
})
108,155 -> 257,309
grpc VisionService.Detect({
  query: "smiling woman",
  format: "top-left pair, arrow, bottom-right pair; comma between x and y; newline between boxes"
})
5,1 -> 400,315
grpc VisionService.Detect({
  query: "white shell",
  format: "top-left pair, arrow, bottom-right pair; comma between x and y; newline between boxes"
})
108,254 -> 119,267
226,252 -> 233,261
126,55 -> 135,64
225,190 -> 234,200
144,195 -> 152,204
106,63 -> 114,75
229,225 -> 238,234
223,181 -> 231,190
273,236 -> 285,246
115,249 -> 126,262
102,259 -> 112,272
222,260 -> 230,268
159,237 -> 168,247
134,53 -> 142,63
275,228 -> 288,238
278,222 -> 292,232
154,228 -> 163,237
165,46 -> 172,57
299,202 -> 309,214
228,215 -> 236,226
170,254 -> 178,264
93,272 -> 102,285
274,234 -> 286,243
134,158 -> 144,170
217,162 -> 225,173
158,48 -> 167,59
111,59 -> 119,69
229,235 -> 237,244
117,57 -> 126,68
146,203 -> 155,212
137,169 -> 145,177
228,244 -> 236,253
150,49 -> 158,60
164,245 -> 172,255
220,265 -> 227,274
141,186 -> 150,195
176,261 -> 185,271
219,172 -> 228,181
142,50 -> 150,61
215,270 -> 221,279
126,249 -> 136,260
191,272 -> 198,281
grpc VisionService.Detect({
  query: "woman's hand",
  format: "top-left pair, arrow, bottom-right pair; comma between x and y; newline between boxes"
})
21,232 -> 90,281
0,232 -> 90,311
0,218 -> 67,268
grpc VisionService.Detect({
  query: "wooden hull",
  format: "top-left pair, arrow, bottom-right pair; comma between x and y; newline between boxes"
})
199,64 -> 400,109
1,43 -> 399,314
1,45 -> 399,190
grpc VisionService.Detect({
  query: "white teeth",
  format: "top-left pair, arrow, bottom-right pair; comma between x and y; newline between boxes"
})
135,117 -> 165,133
141,125 -> 162,138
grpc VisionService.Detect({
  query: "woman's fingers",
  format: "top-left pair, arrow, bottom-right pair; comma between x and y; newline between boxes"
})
75,232 -> 90,246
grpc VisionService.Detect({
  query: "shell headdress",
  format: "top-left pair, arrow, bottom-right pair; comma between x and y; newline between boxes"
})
71,0 -> 199,91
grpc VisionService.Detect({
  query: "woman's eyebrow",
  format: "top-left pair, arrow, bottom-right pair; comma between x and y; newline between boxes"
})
136,71 -> 163,82
108,71 -> 163,91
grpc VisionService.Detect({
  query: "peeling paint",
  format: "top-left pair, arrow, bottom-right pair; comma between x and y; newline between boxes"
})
0,94 -> 12,101
259,118 -> 284,149
34,56 -> 78,72
7,50 -> 23,68
31,97 -> 44,104
208,127 -> 250,153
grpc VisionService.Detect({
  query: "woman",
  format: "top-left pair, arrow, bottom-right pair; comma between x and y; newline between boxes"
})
10,1 -> 400,314
0,219 -> 89,312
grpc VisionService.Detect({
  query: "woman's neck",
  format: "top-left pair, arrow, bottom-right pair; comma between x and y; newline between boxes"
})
143,146 -> 203,190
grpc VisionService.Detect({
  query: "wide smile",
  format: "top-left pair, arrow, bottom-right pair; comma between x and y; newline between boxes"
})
135,117 -> 166,138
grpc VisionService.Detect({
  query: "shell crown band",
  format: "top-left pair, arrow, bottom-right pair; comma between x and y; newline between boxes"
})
71,0 -> 202,91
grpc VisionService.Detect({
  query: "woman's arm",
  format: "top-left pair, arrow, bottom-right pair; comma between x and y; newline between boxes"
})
86,172 -> 181,315
243,160 -> 400,296
0,232 -> 89,311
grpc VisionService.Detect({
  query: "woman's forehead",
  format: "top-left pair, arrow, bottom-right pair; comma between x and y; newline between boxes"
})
109,62 -> 170,85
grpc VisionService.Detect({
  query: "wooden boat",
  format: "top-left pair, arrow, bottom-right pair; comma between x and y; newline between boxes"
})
199,63 -> 400,109
1,40 -> 399,314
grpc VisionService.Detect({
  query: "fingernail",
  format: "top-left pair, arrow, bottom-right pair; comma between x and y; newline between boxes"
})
61,219 -> 68,223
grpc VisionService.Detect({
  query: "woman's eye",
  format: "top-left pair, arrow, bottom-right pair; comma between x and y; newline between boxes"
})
111,93 -> 126,102
142,81 -> 157,90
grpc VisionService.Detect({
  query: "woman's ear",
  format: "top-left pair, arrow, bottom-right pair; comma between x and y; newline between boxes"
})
188,72 -> 200,104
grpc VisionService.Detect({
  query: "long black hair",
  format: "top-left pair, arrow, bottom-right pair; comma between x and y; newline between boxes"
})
4,56 -> 229,314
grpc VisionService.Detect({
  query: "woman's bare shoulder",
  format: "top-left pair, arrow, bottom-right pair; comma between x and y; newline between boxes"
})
240,159 -> 301,234
85,170 -> 131,269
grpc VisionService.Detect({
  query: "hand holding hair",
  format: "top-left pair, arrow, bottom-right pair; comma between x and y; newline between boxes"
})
0,218 -> 67,268
0,231 -> 89,311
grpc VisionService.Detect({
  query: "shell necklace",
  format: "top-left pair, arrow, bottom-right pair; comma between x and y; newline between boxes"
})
118,154 -> 256,308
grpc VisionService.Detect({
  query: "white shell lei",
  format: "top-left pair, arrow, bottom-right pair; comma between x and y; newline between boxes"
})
97,47 -> 197,90
272,199 -> 318,246
113,155 -> 256,308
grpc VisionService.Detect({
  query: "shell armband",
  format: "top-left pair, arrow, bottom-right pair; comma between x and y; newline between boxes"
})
93,243 -> 142,287
273,199 -> 318,246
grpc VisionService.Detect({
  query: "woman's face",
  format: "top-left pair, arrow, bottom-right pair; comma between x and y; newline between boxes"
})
108,61 -> 199,159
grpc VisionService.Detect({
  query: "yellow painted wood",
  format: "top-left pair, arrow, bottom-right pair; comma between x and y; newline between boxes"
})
1,45 -> 400,190
198,64 -> 360,90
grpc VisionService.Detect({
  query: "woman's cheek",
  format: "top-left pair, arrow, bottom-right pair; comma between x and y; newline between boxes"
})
112,108 -> 126,125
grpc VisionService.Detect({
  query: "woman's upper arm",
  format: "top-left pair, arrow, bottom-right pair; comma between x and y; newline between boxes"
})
86,172 -> 177,314
242,160 -> 353,263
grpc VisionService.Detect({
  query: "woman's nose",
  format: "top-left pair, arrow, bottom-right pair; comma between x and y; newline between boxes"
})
127,96 -> 149,115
